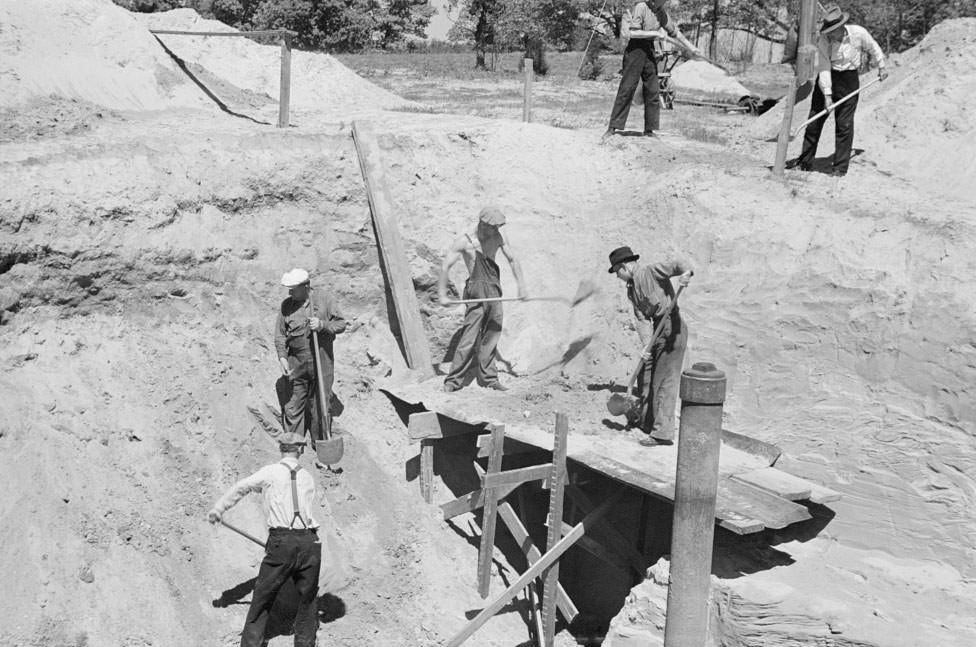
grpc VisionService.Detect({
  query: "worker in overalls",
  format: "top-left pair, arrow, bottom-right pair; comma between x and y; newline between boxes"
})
438,206 -> 527,392
208,433 -> 323,647
274,268 -> 346,449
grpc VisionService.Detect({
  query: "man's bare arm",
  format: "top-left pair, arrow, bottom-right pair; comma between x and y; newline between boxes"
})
499,236 -> 528,298
437,236 -> 467,303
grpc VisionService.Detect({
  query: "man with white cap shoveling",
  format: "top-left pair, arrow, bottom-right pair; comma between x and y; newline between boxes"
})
209,432 -> 323,647
438,206 -> 527,392
275,269 -> 346,462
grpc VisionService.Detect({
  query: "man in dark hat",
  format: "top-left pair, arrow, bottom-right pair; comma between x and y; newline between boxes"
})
788,3 -> 887,176
438,206 -> 527,393
208,433 -> 323,647
275,268 -> 347,460
603,1 -> 699,139
608,246 -> 692,446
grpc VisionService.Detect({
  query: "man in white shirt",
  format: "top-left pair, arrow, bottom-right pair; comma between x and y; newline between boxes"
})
209,433 -> 322,647
790,3 -> 887,176
603,0 -> 699,138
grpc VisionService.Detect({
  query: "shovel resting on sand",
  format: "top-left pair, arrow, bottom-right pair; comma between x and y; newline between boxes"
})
607,283 -> 688,418
441,279 -> 598,307
783,76 -> 883,141
311,294 -> 343,466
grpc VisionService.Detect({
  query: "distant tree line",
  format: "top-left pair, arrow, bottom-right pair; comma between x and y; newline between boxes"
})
116,0 -> 974,67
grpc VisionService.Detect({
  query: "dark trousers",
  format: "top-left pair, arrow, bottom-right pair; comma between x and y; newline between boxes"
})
241,530 -> 321,647
636,315 -> 687,441
280,351 -> 333,444
445,280 -> 503,388
799,69 -> 860,173
609,42 -> 660,132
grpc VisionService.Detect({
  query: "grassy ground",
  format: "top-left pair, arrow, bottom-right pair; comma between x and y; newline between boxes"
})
337,50 -> 793,142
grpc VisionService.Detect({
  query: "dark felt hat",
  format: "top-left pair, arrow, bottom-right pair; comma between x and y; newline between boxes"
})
607,246 -> 640,274
820,4 -> 849,34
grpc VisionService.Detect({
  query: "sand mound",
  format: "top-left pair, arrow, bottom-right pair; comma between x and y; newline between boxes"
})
748,18 -> 976,199
138,9 -> 417,113
0,0 -> 209,111
671,60 -> 754,102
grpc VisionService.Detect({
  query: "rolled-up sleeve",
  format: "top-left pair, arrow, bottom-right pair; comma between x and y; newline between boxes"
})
649,0 -> 675,36
274,308 -> 288,359
650,259 -> 689,280
317,292 -> 347,335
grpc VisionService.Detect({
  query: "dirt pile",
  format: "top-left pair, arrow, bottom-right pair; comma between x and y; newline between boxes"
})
0,0 -> 210,111
748,18 -> 976,199
671,60 -> 754,102
138,9 -> 418,115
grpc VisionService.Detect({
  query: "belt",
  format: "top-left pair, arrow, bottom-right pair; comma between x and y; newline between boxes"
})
268,527 -> 318,535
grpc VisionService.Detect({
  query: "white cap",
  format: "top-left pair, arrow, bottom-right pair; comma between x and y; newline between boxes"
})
281,268 -> 310,287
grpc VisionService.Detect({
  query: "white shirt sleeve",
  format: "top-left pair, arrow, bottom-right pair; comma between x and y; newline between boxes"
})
213,467 -> 268,514
859,26 -> 885,68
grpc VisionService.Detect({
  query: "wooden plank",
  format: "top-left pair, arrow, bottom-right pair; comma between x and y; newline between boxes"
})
561,522 -> 629,570
441,481 -> 519,520
408,411 -> 442,440
277,34 -> 291,128
476,434 -> 542,458
541,414 -> 569,647
445,491 -> 620,647
565,486 -> 647,578
497,503 -> 579,623
772,76 -> 798,177
477,424 -> 505,598
717,478 -> 812,530
572,449 -> 765,535
731,467 -> 812,501
351,122 -> 434,376
721,429 -> 782,465
482,464 -> 552,490
420,439 -> 434,503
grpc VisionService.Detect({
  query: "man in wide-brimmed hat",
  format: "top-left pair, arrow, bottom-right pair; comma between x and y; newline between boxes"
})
209,432 -> 323,647
788,3 -> 887,176
608,246 -> 692,446
275,268 -> 347,455
438,206 -> 527,393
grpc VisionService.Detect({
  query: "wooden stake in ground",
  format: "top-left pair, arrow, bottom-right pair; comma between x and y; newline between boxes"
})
523,58 -> 534,123
541,413 -> 569,646
351,121 -> 434,376
477,424 -> 506,598
278,33 -> 291,128
772,77 -> 798,177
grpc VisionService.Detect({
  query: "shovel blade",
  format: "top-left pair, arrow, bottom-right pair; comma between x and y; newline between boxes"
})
571,279 -> 598,307
607,393 -> 638,417
315,437 -> 344,465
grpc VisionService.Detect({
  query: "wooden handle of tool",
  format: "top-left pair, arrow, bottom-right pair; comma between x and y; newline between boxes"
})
310,288 -> 332,441
655,32 -> 731,74
627,282 -> 688,395
790,76 -> 882,138
220,519 -> 266,548
441,296 -> 526,305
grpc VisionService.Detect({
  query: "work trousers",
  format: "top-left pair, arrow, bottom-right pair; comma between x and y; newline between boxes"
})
241,529 -> 321,647
281,351 -> 333,444
445,280 -> 503,389
798,69 -> 860,173
636,314 -> 687,441
609,41 -> 660,133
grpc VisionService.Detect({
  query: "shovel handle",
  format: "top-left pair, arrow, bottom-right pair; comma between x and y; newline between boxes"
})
220,519 -> 266,548
441,296 -> 528,305
625,282 -> 688,395
310,289 -> 333,442
789,76 -> 882,138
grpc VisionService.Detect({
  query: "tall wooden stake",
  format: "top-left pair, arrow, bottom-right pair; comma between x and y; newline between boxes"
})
278,34 -> 291,128
477,424 -> 506,598
523,58 -> 534,123
541,413 -> 569,646
772,77 -> 797,177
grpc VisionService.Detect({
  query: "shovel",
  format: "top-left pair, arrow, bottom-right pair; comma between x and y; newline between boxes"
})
442,279 -> 597,307
220,519 -> 266,547
785,76 -> 883,140
607,283 -> 687,417
311,297 -> 343,466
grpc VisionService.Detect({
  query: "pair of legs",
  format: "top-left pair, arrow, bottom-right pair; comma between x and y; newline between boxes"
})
444,281 -> 503,390
608,41 -> 660,133
798,69 -> 860,174
241,530 -> 322,647
635,317 -> 688,442
279,352 -> 333,444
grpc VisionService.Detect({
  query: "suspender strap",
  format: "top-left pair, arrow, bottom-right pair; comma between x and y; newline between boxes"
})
282,462 -> 308,530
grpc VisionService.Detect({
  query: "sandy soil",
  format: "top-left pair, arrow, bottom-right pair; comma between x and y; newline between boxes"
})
2,2 -> 975,646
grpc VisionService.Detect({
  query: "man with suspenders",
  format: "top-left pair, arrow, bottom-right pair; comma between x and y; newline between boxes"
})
209,433 -> 322,647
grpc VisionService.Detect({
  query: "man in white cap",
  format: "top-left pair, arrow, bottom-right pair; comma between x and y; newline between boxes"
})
209,433 -> 323,647
789,3 -> 887,176
438,206 -> 527,392
274,269 -> 346,450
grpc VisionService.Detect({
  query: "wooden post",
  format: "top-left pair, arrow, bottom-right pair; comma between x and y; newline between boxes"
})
541,413 -> 569,646
477,424 -> 506,598
523,58 -> 533,123
351,121 -> 434,376
772,77 -> 797,177
420,439 -> 434,503
278,33 -> 291,128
